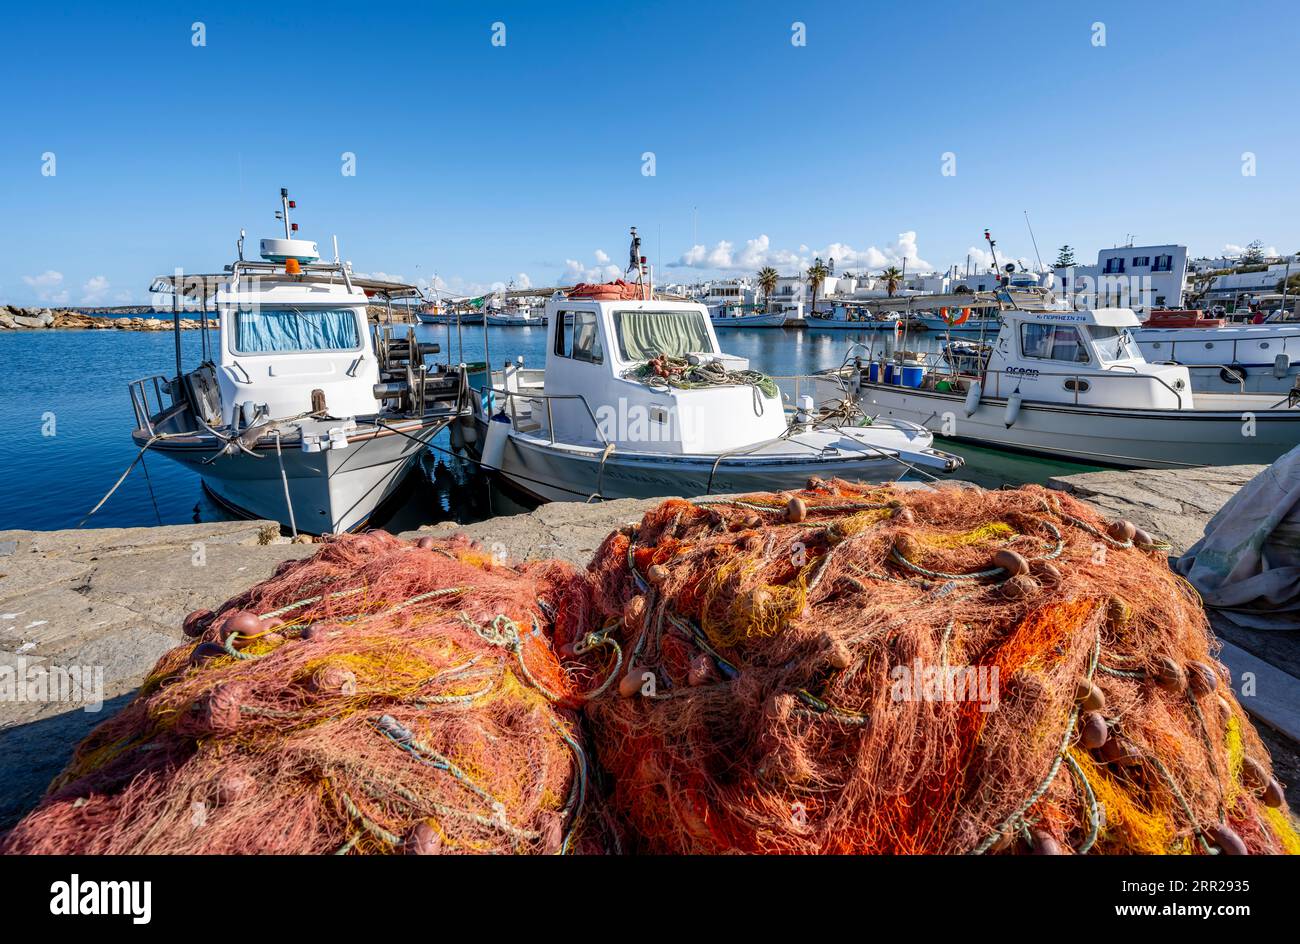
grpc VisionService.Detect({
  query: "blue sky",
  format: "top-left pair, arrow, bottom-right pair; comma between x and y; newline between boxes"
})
1,0 -> 1296,305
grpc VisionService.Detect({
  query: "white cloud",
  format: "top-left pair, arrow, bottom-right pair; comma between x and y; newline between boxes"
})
670,232 -> 933,274
561,256 -> 620,285
593,250 -> 610,265
354,270 -> 407,284
514,272 -> 532,290
80,275 -> 111,304
22,270 -> 69,304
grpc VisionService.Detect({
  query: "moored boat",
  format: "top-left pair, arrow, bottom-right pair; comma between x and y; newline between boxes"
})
822,305 -> 1300,469
131,189 -> 469,534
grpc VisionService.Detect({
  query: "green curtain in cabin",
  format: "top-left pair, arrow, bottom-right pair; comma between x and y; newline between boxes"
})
614,310 -> 713,361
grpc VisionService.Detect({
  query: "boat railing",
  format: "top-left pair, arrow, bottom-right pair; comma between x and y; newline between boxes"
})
481,383 -> 610,447
128,374 -> 173,434
1148,332 -> 1300,365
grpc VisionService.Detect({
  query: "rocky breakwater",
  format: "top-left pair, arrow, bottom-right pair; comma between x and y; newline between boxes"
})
0,306 -> 204,331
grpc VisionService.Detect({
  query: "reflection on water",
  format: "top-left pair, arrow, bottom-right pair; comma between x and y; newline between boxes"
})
0,323 -> 1097,533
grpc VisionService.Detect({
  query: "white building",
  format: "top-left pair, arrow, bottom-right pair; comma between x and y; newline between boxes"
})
1052,244 -> 1187,313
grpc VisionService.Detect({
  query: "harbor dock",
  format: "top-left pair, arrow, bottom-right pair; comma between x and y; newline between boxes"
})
1,465 -> 1297,832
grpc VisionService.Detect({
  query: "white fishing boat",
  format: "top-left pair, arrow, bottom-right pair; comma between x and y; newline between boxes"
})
806,302 -> 901,331
1132,309 -> 1300,394
486,304 -> 543,327
708,304 -> 787,328
453,243 -> 961,503
821,303 -> 1300,469
911,308 -> 1001,333
131,189 -> 468,534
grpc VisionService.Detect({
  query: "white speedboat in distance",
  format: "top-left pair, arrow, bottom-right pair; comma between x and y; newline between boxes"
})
455,254 -> 961,502
822,304 -> 1300,469
807,303 -> 900,331
132,189 -> 468,534
1132,309 -> 1300,394
709,304 -> 786,328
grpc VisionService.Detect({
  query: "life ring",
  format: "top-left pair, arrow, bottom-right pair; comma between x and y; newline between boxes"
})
1220,364 -> 1247,386
940,306 -> 971,326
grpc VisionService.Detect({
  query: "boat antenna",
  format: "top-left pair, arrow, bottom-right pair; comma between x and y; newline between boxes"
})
984,229 -> 1001,275
279,188 -> 292,239
1023,210 -> 1045,273
332,235 -> 340,264
237,228 -> 246,262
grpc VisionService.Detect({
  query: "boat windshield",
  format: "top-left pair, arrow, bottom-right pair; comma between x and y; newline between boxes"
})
613,309 -> 715,361
233,307 -> 362,354
1089,325 -> 1138,362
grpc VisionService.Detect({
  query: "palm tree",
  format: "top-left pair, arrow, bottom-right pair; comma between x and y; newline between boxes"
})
806,259 -> 830,316
880,265 -> 904,297
757,266 -> 778,306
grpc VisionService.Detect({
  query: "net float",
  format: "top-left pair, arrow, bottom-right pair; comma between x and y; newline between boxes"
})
403,822 -> 443,855
1132,527 -> 1154,547
1099,735 -> 1141,766
619,666 -> 650,698
894,533 -> 921,561
1080,711 -> 1109,749
1074,678 -> 1092,701
824,637 -> 852,670
1078,680 -> 1106,711
1106,597 -> 1131,626
786,496 -> 807,523
1151,656 -> 1186,692
182,608 -> 214,638
805,476 -> 826,490
989,829 -> 1014,853
738,587 -> 773,619
992,549 -> 1029,577
1241,756 -> 1269,792
623,594 -> 647,631
1034,561 -> 1062,587
1187,661 -> 1218,696
891,506 -> 915,524
1262,779 -> 1284,808
416,536 -> 438,550
646,564 -> 669,585
745,514 -> 763,530
1000,574 -> 1039,600
188,641 -> 227,665
1029,829 -> 1063,855
1208,823 -> 1248,855
308,664 -> 357,696
217,609 -> 264,640
1107,519 -> 1136,543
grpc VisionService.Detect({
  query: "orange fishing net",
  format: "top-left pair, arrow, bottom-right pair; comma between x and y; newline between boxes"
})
574,480 -> 1297,854
1,533 -> 617,855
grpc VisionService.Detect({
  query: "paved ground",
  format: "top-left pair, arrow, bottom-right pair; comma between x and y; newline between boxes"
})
2,470 -> 1297,832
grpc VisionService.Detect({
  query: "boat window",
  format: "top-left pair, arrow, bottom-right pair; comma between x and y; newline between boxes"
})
572,311 -> 604,364
1089,325 -> 1135,362
1020,323 -> 1090,363
233,308 -> 361,354
613,309 -> 715,361
553,311 -> 574,358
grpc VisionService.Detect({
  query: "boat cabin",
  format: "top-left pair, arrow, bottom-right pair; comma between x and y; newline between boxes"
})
500,296 -> 787,454
973,307 -> 1193,409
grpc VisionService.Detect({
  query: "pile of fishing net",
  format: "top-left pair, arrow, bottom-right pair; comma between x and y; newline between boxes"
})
572,480 -> 1299,854
624,354 -> 780,399
1,532 -> 616,855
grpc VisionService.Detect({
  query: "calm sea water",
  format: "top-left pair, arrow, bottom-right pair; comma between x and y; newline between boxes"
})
0,324 -> 1098,532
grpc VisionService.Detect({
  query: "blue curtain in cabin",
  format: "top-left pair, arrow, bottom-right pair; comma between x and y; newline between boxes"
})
234,308 -> 361,354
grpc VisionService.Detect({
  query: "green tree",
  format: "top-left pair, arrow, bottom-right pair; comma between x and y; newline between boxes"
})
1053,245 -> 1076,268
756,266 -> 779,304
1241,240 -> 1266,265
806,259 -> 830,315
880,265 -> 904,297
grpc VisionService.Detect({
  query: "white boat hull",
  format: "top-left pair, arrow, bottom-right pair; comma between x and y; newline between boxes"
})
466,418 -> 959,502
710,313 -> 787,328
850,381 -> 1300,469
1135,328 -> 1300,394
138,419 -> 442,533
